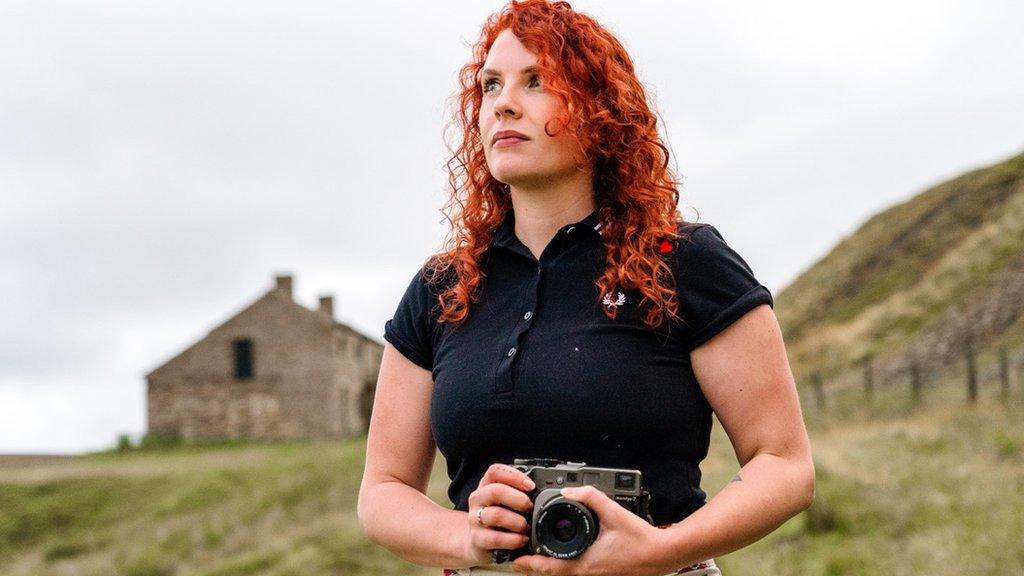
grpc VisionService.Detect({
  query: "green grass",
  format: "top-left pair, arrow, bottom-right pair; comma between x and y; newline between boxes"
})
2,393 -> 1023,575
711,400 -> 1024,575
0,438 -> 432,576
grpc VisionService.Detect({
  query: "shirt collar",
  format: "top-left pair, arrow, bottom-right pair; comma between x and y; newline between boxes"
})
492,208 -> 604,250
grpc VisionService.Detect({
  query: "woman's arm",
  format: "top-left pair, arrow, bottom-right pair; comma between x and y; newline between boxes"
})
357,343 -> 472,568
650,304 -> 815,569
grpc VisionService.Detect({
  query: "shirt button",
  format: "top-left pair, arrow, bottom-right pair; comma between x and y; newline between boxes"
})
507,347 -> 517,357
523,311 -> 533,321
566,226 -> 576,235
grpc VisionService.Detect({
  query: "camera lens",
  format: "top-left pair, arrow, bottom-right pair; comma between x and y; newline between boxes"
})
534,498 -> 598,559
552,518 -> 576,542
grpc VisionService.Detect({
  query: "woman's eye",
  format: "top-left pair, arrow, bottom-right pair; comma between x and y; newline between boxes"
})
481,74 -> 540,94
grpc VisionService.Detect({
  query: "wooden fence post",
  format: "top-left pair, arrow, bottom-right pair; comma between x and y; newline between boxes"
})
863,355 -> 874,401
811,371 -> 826,411
999,347 -> 1009,404
910,361 -> 922,407
1019,355 -> 1024,400
964,333 -> 978,404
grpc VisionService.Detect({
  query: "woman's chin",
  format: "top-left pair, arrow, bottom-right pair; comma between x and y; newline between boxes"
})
491,166 -> 548,187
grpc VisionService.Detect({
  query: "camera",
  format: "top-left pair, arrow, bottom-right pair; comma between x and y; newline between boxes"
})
490,458 -> 653,563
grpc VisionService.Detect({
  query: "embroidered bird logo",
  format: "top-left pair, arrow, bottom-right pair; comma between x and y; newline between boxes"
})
602,291 -> 626,309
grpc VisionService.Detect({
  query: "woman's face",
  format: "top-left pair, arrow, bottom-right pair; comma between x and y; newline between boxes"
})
478,29 -> 585,190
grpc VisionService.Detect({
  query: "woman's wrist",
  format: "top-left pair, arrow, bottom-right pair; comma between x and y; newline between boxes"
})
645,522 -> 702,574
446,510 -> 500,569
444,512 -> 476,569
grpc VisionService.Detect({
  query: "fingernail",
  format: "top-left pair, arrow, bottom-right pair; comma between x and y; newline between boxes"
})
561,487 -> 575,497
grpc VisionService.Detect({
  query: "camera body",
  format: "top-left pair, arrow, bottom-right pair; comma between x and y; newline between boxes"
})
491,458 -> 653,563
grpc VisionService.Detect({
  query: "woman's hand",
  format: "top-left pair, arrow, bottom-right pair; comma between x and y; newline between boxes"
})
511,485 -> 670,576
462,463 -> 537,566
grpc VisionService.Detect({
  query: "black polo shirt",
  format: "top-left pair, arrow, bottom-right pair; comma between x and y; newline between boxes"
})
383,208 -> 774,526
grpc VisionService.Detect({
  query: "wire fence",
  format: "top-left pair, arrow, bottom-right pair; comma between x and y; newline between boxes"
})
797,339 -> 1024,424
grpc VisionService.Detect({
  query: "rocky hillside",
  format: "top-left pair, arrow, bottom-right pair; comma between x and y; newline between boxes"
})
775,148 -> 1024,386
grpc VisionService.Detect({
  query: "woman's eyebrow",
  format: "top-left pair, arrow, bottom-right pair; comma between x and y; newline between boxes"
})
478,65 -> 539,81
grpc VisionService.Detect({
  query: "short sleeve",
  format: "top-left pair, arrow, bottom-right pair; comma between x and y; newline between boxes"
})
383,265 -> 439,371
672,224 -> 774,351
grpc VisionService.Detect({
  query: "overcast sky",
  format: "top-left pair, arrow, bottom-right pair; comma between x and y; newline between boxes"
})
2,0 -> 1022,454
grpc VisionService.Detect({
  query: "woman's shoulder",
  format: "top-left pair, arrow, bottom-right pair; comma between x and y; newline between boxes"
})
660,220 -> 774,347
673,220 -> 715,245
403,253 -> 457,288
420,254 -> 460,292
661,220 -> 725,261
662,220 -> 765,287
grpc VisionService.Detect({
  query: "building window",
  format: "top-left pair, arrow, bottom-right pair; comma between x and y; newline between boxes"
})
233,338 -> 254,380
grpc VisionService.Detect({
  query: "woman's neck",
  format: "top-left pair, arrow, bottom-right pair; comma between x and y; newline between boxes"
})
508,185 -> 595,260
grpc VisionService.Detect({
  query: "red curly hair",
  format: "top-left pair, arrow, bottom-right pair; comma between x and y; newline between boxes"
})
428,0 -> 695,331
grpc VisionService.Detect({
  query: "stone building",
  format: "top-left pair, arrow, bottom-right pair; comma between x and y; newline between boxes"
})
145,274 -> 382,441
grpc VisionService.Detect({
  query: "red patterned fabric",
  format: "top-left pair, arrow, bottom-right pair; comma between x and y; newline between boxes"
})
674,560 -> 715,574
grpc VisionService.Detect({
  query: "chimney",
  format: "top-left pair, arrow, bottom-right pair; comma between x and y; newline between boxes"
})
318,295 -> 334,320
275,274 -> 293,301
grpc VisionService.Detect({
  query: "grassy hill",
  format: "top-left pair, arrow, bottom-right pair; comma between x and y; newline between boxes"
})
776,148 -> 1024,385
2,397 -> 1022,576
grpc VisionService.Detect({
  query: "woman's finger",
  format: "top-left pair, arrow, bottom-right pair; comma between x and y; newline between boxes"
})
479,463 -> 535,492
468,481 -> 534,514
471,527 -> 530,551
475,502 -> 531,534
484,482 -> 534,513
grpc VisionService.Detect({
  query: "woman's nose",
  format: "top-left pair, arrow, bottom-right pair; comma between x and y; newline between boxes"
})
493,89 -> 521,119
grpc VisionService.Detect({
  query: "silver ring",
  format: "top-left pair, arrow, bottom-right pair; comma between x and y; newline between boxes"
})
475,506 -> 487,527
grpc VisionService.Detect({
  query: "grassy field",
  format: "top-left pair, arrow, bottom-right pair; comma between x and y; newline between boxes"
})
2,394 -> 1023,576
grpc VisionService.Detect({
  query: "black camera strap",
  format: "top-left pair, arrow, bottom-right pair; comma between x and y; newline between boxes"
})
640,489 -> 654,524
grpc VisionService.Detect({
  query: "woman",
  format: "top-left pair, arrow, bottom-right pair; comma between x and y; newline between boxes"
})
357,1 -> 814,575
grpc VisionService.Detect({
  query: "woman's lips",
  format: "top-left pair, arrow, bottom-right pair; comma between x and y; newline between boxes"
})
494,137 -> 528,148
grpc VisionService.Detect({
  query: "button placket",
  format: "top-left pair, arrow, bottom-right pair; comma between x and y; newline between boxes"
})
494,262 -> 541,400
491,262 -> 540,397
